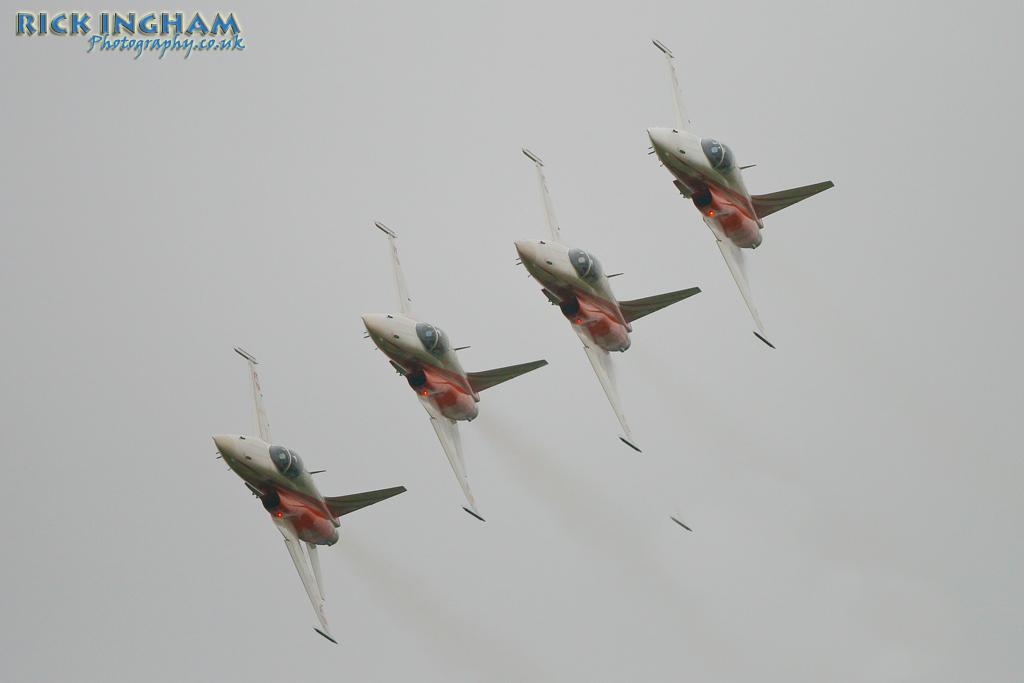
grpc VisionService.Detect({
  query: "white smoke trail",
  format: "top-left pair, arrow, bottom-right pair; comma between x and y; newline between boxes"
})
340,530 -> 543,683
473,409 -> 740,672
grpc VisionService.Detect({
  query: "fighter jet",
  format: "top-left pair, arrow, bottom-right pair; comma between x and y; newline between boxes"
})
213,347 -> 406,644
647,39 -> 834,348
362,222 -> 548,521
515,149 -> 701,452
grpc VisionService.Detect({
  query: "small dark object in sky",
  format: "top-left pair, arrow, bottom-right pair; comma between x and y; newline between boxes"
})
671,516 -> 692,531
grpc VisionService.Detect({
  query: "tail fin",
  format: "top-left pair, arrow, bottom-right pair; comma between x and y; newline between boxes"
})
324,486 -> 406,518
750,180 -> 833,219
467,359 -> 547,393
619,287 -> 700,324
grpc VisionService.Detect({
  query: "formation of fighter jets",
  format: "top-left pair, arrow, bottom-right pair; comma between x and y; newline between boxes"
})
213,40 -> 832,641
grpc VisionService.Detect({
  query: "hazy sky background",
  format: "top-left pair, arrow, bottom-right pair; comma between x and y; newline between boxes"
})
2,1 -> 1022,681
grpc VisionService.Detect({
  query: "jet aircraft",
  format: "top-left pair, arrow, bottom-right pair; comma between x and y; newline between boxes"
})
363,223 -> 548,520
515,149 -> 701,451
647,39 -> 834,348
213,347 -> 406,643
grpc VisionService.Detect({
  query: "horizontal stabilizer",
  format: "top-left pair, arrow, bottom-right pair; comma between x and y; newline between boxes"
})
324,486 -> 406,518
467,359 -> 548,393
619,287 -> 701,324
750,180 -> 833,219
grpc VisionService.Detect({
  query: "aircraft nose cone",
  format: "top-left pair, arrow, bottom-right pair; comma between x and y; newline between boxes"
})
361,313 -> 385,337
647,127 -> 669,153
514,239 -> 537,263
213,434 -> 235,459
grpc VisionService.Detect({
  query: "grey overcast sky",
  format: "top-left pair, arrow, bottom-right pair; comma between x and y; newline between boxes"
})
2,1 -> 1022,681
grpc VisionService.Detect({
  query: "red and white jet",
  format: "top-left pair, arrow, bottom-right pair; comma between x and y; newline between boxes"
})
213,348 -> 406,644
515,150 -> 701,451
362,223 -> 547,520
647,39 -> 834,348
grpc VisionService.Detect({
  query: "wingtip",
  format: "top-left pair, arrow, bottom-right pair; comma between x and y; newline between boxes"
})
314,628 -> 338,644
652,39 -> 673,57
670,516 -> 692,531
753,331 -> 776,349
522,148 -> 543,166
463,506 -> 486,522
374,221 -> 396,238
233,347 -> 257,363
619,436 -> 642,453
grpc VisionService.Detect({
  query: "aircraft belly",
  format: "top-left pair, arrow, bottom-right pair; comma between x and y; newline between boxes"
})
715,217 -> 761,249
570,297 -> 630,352
272,489 -> 338,545
416,366 -> 478,421
697,189 -> 762,249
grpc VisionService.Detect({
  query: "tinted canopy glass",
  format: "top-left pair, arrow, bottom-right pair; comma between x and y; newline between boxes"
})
415,322 -> 449,356
269,445 -> 304,479
701,138 -> 734,173
568,248 -> 603,283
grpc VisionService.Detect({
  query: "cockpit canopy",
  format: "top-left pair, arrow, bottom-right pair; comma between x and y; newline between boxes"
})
415,322 -> 449,356
568,248 -> 603,284
269,445 -> 304,479
701,138 -> 734,173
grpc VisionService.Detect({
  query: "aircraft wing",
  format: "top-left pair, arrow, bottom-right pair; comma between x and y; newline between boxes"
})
324,486 -> 407,518
704,217 -> 773,347
418,396 -> 482,519
522,149 -> 563,244
653,40 -> 690,133
235,347 -> 272,443
375,222 -> 414,317
575,329 -> 640,452
272,516 -> 336,644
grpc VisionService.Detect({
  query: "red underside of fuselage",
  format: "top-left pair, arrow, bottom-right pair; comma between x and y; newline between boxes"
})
572,294 -> 630,352
667,153 -> 761,248
696,189 -> 761,248
269,488 -> 337,545
413,365 -> 478,421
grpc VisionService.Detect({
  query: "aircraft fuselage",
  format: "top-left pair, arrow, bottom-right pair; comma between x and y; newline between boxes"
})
514,239 -> 631,353
362,313 -> 480,421
213,434 -> 339,546
648,127 -> 762,249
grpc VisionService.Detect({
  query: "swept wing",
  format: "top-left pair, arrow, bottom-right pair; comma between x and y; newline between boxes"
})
575,329 -> 640,452
234,347 -> 272,443
523,149 -> 563,244
466,359 -> 548,393
272,516 -> 336,644
418,396 -> 482,519
652,40 -> 690,133
704,217 -> 773,347
324,486 -> 407,517
375,222 -> 414,317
